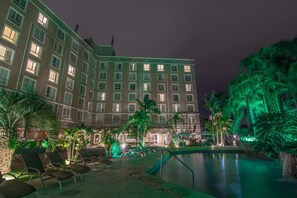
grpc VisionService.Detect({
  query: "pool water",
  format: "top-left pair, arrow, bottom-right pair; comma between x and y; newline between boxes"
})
157,153 -> 297,198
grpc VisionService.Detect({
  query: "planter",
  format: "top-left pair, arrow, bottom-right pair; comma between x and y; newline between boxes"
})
14,147 -> 46,154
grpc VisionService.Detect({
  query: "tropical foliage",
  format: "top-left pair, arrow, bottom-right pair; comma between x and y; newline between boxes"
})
126,95 -> 160,147
58,123 -> 93,161
0,89 -> 58,173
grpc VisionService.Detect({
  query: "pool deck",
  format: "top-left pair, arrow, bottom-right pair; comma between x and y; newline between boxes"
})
22,147 -> 242,198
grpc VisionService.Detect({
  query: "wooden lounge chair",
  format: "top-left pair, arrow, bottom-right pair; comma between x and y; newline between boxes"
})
0,172 -> 37,198
21,153 -> 75,189
45,151 -> 91,180
78,149 -> 113,170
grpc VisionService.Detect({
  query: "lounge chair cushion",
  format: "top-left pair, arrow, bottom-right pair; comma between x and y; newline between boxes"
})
0,180 -> 36,198
45,170 -> 74,181
68,164 -> 91,174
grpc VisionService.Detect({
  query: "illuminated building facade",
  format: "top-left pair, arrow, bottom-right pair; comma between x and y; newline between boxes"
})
0,0 -> 200,145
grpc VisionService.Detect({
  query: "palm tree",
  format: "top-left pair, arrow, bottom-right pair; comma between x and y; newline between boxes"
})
167,111 -> 184,146
128,96 -> 160,147
0,89 -> 58,173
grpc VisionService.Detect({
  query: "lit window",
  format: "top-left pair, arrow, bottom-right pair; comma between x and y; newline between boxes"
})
129,83 -> 136,91
12,0 -> 27,11
26,59 -> 39,75
30,42 -> 42,58
113,92 -> 122,101
62,107 -> 71,119
96,103 -> 105,112
171,74 -> 178,82
187,105 -> 195,113
98,82 -> 106,90
157,64 -> 164,71
184,65 -> 191,72
114,72 -> 122,80
71,40 -> 79,52
115,63 -> 122,70
158,94 -> 165,102
185,74 -> 192,82
66,78 -> 74,90
112,115 -> 120,123
70,52 -> 77,65
57,28 -> 65,42
22,77 -> 36,92
53,41 -> 63,55
158,83 -> 165,92
128,93 -> 137,101
143,83 -> 151,91
2,25 -> 19,45
49,70 -> 59,84
99,72 -> 107,80
0,67 -> 10,85
68,65 -> 75,76
51,55 -> 61,69
129,73 -> 137,81
33,26 -> 45,43
128,103 -> 136,112
143,73 -> 151,81
97,92 -> 106,101
129,63 -> 137,71
79,85 -> 86,95
7,8 -> 23,27
171,65 -> 178,72
159,104 -> 166,113
78,98 -> 85,108
64,92 -> 73,104
143,64 -> 150,71
172,84 -> 179,92
173,104 -> 181,112
186,94 -> 194,102
88,102 -> 93,111
38,12 -> 48,28
113,103 -> 121,112
45,85 -> 57,100
114,82 -> 122,90
188,115 -> 196,124
186,84 -> 193,92
0,44 -> 14,64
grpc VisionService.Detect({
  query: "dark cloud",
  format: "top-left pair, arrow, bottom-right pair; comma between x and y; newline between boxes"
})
42,0 -> 297,116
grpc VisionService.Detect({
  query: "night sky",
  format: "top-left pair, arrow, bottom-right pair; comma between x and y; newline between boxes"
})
42,0 -> 297,116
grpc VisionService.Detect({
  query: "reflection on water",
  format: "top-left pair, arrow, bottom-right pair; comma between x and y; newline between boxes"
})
157,153 -> 297,198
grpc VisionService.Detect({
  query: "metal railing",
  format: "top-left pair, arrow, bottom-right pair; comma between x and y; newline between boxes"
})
160,148 -> 195,189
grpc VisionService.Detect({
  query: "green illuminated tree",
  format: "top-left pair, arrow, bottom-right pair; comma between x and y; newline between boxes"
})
167,111 -> 184,146
0,89 -> 58,173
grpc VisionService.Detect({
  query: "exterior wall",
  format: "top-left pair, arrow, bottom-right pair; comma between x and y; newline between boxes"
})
0,0 -> 200,144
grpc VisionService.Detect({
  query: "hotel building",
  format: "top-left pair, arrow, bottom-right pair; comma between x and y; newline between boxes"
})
0,0 -> 200,145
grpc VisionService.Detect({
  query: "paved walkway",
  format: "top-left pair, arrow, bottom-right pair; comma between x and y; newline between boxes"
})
23,151 -> 214,198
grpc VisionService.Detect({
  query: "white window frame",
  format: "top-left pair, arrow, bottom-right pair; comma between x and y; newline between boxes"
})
112,103 -> 121,112
97,92 -> 106,101
184,65 -> 191,72
172,94 -> 180,102
0,66 -> 10,85
157,64 -> 164,71
98,82 -> 107,90
96,103 -> 105,112
21,76 -> 36,92
68,65 -> 75,76
129,63 -> 137,71
128,93 -> 137,101
128,103 -> 136,113
143,83 -> 151,91
2,25 -> 19,45
45,85 -> 57,100
158,93 -> 165,102
114,82 -> 122,90
37,12 -> 48,28
113,92 -> 122,101
48,69 -> 59,84
66,77 -> 74,90
64,92 -> 73,105
143,64 -> 150,71
30,42 -> 42,58
25,58 -> 39,75
62,107 -> 71,119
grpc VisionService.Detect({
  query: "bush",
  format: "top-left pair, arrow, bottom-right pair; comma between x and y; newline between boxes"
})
254,112 -> 297,158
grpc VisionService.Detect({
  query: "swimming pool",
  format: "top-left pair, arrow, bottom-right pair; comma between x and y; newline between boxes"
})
156,153 -> 297,198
